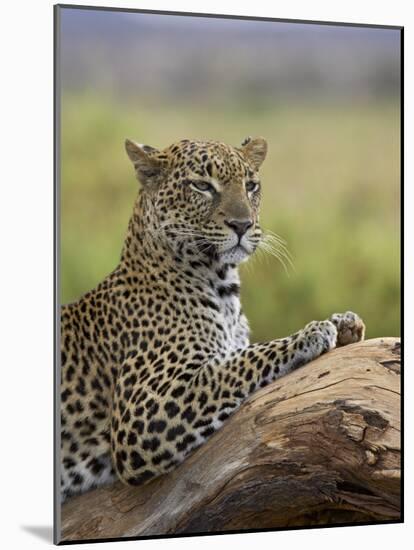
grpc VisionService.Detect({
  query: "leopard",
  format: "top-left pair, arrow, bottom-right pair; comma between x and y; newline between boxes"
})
60,136 -> 365,501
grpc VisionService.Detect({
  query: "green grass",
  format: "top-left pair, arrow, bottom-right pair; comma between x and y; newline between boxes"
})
61,94 -> 400,341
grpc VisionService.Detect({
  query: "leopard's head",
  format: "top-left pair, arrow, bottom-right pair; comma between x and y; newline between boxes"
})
125,137 -> 267,264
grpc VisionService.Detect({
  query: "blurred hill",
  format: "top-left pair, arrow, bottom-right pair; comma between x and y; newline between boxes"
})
60,9 -> 400,105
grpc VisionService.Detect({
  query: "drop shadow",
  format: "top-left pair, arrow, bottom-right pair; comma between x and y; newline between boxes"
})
21,525 -> 54,543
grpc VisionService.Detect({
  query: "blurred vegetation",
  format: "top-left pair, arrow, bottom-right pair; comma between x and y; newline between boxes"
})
61,93 -> 400,341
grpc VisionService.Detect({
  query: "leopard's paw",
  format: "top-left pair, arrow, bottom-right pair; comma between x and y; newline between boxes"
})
302,320 -> 337,360
329,311 -> 365,347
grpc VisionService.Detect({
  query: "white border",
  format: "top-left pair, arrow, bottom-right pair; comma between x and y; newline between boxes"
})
1,1 -> 410,548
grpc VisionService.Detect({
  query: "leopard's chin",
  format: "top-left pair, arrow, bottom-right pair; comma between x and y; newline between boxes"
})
220,244 -> 251,264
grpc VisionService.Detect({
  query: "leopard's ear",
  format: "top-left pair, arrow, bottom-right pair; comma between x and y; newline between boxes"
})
240,136 -> 267,170
125,139 -> 165,189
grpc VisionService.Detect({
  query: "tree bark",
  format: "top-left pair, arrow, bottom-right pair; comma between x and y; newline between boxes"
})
60,337 -> 401,542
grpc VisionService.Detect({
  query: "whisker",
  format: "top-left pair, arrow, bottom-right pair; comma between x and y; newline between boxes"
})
263,233 -> 293,258
262,234 -> 292,256
255,230 -> 295,275
265,229 -> 288,245
265,242 -> 294,272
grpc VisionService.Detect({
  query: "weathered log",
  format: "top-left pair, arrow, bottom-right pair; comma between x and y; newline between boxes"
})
60,337 -> 401,542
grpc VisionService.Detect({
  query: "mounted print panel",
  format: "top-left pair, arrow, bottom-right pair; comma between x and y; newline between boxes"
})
54,5 -> 402,544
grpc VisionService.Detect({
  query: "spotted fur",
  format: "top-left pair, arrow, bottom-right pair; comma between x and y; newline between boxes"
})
60,137 -> 365,500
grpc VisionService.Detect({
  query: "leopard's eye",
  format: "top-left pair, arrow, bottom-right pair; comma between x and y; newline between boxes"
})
246,181 -> 259,193
191,180 -> 216,194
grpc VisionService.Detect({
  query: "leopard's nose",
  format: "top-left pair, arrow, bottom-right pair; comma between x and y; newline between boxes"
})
224,219 -> 253,237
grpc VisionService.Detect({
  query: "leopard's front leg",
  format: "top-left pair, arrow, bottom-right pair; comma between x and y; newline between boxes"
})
111,311 -> 364,486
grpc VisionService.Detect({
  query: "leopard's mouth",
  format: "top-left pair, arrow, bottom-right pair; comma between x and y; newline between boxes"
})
192,237 -> 254,264
220,244 -> 252,263
229,243 -> 249,254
